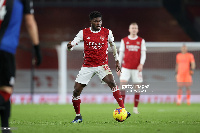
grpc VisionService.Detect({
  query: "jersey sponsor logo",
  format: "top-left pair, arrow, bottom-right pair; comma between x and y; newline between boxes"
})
126,45 -> 140,51
0,0 -> 6,21
87,42 -> 103,49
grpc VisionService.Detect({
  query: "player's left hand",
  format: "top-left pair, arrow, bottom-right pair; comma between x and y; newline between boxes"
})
33,45 -> 42,66
116,60 -> 121,72
116,71 -> 121,77
137,64 -> 143,72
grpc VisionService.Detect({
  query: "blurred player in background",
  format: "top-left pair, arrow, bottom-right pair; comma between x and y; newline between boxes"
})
0,0 -> 41,132
67,11 -> 131,123
117,23 -> 146,114
175,45 -> 195,105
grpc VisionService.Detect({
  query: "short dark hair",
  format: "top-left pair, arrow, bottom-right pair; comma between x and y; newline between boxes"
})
89,11 -> 102,20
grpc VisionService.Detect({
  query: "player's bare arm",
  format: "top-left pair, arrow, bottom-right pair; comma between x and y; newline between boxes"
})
25,14 -> 39,45
109,41 -> 120,72
116,51 -> 122,75
116,60 -> 121,72
116,69 -> 121,77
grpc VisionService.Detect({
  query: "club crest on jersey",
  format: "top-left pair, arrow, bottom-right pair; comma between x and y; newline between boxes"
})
100,36 -> 105,41
136,41 -> 140,45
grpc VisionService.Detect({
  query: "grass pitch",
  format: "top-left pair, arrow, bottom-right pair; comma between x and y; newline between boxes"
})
10,103 -> 200,133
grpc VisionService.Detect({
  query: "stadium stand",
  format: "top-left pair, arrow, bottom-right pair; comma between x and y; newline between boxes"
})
186,5 -> 200,22
17,7 -> 193,69
186,5 -> 200,35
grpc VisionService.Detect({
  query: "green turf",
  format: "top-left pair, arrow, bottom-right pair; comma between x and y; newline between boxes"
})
9,103 -> 200,133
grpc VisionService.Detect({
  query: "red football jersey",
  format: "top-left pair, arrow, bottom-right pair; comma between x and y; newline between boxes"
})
122,36 -> 143,69
82,27 -> 109,67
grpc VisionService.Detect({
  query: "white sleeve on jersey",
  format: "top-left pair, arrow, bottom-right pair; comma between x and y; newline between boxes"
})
119,39 -> 125,66
140,39 -> 146,65
119,39 -> 125,52
108,30 -> 119,61
141,39 -> 146,51
108,30 -> 114,43
71,30 -> 83,48
140,51 -> 146,65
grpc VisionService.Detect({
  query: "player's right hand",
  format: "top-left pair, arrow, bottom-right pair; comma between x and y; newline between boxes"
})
67,41 -> 73,50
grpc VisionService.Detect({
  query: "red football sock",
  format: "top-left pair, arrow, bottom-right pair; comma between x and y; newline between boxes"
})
120,90 -> 126,104
134,93 -> 140,107
72,96 -> 81,114
112,86 -> 124,108
0,91 -> 11,102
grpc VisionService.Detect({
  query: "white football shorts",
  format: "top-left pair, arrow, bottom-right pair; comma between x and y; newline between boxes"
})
75,64 -> 112,85
120,67 -> 143,83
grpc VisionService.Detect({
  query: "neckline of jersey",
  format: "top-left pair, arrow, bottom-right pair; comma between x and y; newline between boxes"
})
90,27 -> 102,33
128,35 -> 138,40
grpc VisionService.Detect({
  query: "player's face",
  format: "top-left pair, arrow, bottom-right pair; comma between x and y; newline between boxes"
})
181,46 -> 187,53
129,24 -> 138,36
90,17 -> 102,31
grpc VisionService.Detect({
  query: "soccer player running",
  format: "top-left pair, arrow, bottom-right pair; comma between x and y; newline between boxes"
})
175,45 -> 195,105
117,23 -> 146,114
67,11 -> 131,123
0,0 -> 41,131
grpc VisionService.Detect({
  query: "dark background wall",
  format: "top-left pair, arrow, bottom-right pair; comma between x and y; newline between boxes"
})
16,0 -> 200,69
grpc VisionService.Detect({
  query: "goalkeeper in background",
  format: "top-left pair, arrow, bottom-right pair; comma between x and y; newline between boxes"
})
0,0 -> 42,132
175,45 -> 195,105
117,23 -> 146,114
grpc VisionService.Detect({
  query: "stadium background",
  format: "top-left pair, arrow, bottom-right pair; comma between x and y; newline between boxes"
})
12,0 -> 200,104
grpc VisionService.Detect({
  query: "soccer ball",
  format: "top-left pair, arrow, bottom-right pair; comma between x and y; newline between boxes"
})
113,107 -> 127,122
